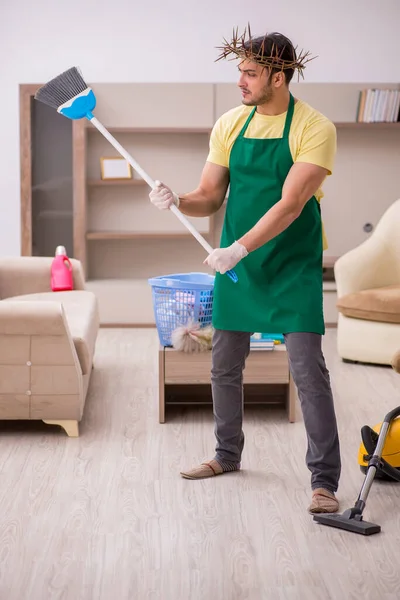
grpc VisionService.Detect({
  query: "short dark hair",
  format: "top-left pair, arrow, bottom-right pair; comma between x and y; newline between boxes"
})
243,32 -> 297,84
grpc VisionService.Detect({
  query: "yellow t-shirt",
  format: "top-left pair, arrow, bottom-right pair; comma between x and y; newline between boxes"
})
206,99 -> 337,250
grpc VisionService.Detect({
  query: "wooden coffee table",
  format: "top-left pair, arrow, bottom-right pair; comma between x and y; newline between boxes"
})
158,344 -> 297,424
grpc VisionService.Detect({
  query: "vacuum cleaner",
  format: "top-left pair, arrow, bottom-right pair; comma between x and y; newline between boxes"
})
313,405 -> 400,535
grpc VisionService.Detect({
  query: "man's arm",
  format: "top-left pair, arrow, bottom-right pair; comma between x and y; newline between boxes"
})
238,162 -> 328,252
204,162 -> 328,274
178,162 -> 230,217
149,161 -> 229,218
237,116 -> 336,252
204,116 -> 336,274
150,114 -> 230,217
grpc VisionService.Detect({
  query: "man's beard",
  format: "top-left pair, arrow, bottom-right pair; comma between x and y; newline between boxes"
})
242,84 -> 273,106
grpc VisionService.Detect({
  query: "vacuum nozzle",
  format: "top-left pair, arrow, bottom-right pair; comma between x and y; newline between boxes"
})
313,512 -> 381,535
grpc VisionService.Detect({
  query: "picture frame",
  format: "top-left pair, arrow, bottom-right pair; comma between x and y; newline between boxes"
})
100,157 -> 132,180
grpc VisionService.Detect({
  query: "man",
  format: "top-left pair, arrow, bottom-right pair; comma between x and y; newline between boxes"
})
149,29 -> 341,514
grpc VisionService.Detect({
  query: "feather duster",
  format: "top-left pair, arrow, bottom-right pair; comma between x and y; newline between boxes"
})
171,320 -> 213,353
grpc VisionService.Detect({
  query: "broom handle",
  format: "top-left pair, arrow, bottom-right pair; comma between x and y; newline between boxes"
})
89,116 -> 214,255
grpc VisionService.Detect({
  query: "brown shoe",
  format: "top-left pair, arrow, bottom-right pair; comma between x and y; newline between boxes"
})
308,488 -> 339,514
180,459 -> 226,480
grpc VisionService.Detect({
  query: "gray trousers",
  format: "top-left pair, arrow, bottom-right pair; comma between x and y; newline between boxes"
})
211,329 -> 341,493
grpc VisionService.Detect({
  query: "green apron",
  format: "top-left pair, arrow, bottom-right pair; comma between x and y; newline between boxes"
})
212,93 -> 324,335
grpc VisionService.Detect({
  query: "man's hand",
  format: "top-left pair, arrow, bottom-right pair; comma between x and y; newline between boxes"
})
149,180 -> 180,210
204,241 -> 248,274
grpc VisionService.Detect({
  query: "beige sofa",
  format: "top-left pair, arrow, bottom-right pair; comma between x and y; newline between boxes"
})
0,256 -> 99,436
335,199 -> 400,366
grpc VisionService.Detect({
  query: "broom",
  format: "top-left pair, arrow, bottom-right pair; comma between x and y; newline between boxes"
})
34,66 -> 238,284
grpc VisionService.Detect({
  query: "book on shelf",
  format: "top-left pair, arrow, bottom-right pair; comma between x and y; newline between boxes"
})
356,89 -> 400,123
250,332 -> 284,351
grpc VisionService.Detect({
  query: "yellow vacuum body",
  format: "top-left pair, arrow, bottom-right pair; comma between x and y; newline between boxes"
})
358,417 -> 400,469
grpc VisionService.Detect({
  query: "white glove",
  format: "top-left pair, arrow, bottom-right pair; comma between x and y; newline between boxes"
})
149,180 -> 180,210
204,241 -> 248,274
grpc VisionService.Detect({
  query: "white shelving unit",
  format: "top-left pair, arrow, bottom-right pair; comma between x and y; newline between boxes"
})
71,82 -> 400,326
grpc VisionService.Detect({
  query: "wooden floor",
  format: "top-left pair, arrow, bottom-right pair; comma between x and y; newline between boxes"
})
0,328 -> 399,599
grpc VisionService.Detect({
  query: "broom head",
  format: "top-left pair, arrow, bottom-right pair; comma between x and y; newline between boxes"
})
34,66 -> 96,120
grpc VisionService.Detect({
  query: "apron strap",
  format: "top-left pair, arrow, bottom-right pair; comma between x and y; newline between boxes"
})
282,93 -> 295,139
238,93 -> 295,140
238,107 -> 257,138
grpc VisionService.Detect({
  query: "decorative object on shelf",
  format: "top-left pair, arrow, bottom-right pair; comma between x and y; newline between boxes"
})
100,156 -> 132,180
34,66 -> 238,284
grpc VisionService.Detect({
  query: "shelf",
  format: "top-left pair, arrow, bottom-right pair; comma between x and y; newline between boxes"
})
335,122 -> 400,129
86,126 -> 212,134
86,122 -> 400,133
85,278 -> 155,325
85,121 -> 400,132
87,179 -> 147,186
86,231 -> 203,240
86,277 -> 337,326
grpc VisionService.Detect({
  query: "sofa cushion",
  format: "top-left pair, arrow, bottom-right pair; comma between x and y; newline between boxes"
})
2,291 -> 99,374
337,284 -> 400,324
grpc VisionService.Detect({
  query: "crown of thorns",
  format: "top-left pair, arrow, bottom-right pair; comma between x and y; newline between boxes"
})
215,24 -> 316,79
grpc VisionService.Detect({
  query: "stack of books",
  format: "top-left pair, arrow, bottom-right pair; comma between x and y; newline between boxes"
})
356,89 -> 400,123
250,333 -> 284,351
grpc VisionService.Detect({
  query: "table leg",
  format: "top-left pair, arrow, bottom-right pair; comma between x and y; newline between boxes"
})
159,348 -> 165,424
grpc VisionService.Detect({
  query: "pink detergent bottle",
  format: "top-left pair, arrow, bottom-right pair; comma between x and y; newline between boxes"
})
51,246 -> 74,291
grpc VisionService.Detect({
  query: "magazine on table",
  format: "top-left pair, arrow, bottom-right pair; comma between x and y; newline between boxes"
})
250,333 -> 285,351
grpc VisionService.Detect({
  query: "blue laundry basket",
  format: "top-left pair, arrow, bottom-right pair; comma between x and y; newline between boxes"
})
148,272 -> 215,347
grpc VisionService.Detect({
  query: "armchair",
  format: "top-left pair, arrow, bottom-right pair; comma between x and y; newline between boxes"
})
334,199 -> 400,365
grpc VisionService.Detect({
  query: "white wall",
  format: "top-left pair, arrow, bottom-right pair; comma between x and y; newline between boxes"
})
1,0 -> 399,255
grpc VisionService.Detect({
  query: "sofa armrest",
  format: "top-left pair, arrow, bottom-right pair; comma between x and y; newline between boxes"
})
334,234 -> 399,298
0,301 -> 84,423
0,256 -> 85,300
0,300 -> 74,335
